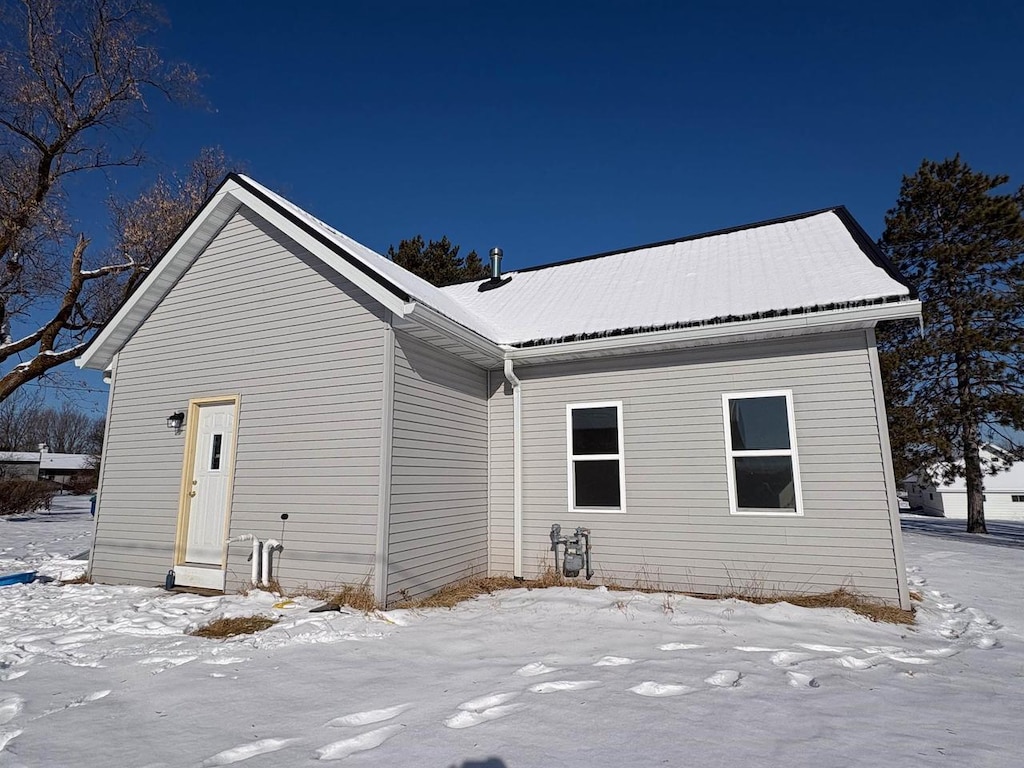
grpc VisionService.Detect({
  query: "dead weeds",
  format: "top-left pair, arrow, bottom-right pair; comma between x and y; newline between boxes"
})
394,576 -> 913,625
188,615 -> 278,639
707,588 -> 915,625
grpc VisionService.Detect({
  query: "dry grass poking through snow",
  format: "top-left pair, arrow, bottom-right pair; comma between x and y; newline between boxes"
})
708,588 -> 915,625
188,616 -> 278,638
395,577 -> 914,625
242,572 -> 913,628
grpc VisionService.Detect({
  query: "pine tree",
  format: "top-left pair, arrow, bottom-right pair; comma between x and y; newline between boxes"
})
387,235 -> 488,286
877,156 -> 1024,533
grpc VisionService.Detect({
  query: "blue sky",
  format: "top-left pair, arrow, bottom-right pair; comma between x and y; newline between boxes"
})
15,0 -> 1024,413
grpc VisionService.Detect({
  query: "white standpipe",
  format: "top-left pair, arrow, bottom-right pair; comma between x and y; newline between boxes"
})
262,539 -> 282,587
226,534 -> 263,585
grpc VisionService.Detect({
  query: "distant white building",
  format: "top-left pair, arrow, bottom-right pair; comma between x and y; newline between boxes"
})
904,448 -> 1024,521
0,447 -> 95,488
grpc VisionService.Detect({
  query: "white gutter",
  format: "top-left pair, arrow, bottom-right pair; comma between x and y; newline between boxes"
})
503,300 -> 922,364
503,359 -> 523,578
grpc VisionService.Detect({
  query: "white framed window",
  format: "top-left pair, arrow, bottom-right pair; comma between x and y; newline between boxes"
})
566,401 -> 626,513
722,390 -> 803,516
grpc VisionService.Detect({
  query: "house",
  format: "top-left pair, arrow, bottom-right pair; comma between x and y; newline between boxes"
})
76,174 -> 921,608
0,447 -> 95,487
905,448 -> 1024,521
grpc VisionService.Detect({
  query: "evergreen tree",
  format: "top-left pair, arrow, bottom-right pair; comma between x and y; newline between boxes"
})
877,156 -> 1024,533
387,235 -> 488,286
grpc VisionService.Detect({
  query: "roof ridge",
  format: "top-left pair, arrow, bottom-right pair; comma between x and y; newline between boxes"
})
505,206 -> 841,277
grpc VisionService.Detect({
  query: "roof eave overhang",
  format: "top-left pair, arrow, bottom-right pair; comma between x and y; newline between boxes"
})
396,302 -> 505,366
502,299 -> 922,366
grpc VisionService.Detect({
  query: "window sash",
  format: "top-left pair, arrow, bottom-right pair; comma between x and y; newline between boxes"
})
722,390 -> 803,516
566,401 -> 625,513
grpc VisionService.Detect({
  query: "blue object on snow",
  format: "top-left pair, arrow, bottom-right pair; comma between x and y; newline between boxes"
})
0,571 -> 38,587
90,493 -> 97,517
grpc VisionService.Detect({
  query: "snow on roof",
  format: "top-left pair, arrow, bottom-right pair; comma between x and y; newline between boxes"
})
238,178 -> 911,347
0,452 -> 92,469
439,210 -> 913,345
938,461 -> 1024,494
0,452 -> 39,463
40,453 -> 94,471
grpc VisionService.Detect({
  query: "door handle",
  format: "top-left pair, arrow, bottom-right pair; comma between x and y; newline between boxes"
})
189,490 -> 196,498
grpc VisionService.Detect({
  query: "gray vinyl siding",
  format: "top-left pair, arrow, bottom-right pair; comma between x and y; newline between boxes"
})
488,331 -> 904,603
386,332 -> 488,603
92,206 -> 386,590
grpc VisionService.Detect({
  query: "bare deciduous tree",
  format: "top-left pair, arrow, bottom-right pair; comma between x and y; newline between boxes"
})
0,0 -> 227,402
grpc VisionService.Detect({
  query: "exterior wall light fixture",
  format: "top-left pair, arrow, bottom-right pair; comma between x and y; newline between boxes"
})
167,412 -> 185,432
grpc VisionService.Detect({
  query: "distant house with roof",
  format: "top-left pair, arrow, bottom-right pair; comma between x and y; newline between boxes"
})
76,174 -> 921,608
904,448 -> 1024,521
0,447 -> 95,487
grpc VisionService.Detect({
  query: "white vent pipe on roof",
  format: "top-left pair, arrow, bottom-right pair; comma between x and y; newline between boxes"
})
226,534 -> 262,585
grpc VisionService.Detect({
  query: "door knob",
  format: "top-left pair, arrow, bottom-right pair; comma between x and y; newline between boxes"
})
189,490 -> 196,498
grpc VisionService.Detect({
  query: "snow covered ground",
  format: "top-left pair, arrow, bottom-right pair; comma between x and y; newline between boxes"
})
1,504 -> 1021,767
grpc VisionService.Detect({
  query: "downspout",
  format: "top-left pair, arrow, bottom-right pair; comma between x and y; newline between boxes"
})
503,359 -> 523,578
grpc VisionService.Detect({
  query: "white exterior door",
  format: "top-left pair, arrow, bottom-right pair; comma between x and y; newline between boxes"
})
176,401 -> 236,589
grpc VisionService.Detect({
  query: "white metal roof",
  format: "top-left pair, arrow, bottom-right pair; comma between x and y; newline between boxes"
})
440,211 -> 913,345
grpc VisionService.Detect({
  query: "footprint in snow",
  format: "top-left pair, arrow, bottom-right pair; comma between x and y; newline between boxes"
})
629,681 -> 695,697
457,692 -> 519,711
974,636 -> 1000,650
786,672 -> 820,688
327,703 -> 412,727
884,654 -> 934,665
657,643 -> 704,651
37,690 -> 111,717
0,729 -> 22,753
923,647 -> 960,658
593,656 -> 638,666
734,647 -> 783,653
202,657 -> 251,666
445,695 -> 524,730
528,680 -> 601,694
835,655 -> 878,670
315,725 -> 404,761
0,696 -> 24,726
705,670 -> 742,688
795,643 -> 853,654
139,656 -> 197,674
514,662 -> 559,677
201,738 -> 296,766
0,670 -> 27,682
769,651 -> 815,667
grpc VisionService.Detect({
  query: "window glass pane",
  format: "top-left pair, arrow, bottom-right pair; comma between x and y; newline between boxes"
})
734,456 -> 796,510
572,407 -> 619,455
574,460 -> 621,508
730,396 -> 790,451
210,434 -> 223,471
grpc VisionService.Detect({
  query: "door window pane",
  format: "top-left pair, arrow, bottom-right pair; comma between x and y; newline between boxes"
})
210,434 -> 223,471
